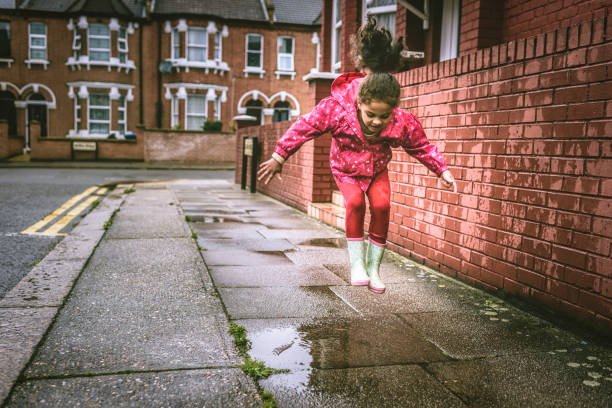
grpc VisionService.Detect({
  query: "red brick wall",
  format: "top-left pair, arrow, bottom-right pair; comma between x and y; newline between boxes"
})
393,15 -> 611,333
244,14 -> 612,335
502,0 -> 610,42
235,121 -> 336,212
144,129 -> 236,162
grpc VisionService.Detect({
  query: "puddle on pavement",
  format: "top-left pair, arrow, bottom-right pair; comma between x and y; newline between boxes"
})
199,215 -> 243,223
298,238 -> 346,248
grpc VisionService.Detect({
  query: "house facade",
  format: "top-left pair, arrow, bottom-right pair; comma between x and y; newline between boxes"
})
237,0 -> 612,335
0,0 -> 320,161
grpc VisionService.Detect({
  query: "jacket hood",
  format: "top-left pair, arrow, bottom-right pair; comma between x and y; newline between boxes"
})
331,72 -> 366,111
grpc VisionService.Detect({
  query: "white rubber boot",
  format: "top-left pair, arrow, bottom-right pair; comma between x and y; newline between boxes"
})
347,239 -> 370,286
366,241 -> 386,294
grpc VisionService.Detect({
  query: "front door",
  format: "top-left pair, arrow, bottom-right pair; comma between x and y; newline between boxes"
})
27,102 -> 47,150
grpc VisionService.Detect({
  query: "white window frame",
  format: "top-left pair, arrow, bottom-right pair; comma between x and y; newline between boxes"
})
88,24 -> 110,62
363,0 -> 397,39
88,93 -> 110,135
277,36 -> 294,71
171,95 -> 179,127
185,94 -> 207,130
75,97 -> 81,131
214,94 -> 221,121
28,22 -> 47,60
187,27 -> 207,62
118,94 -> 126,135
213,31 -> 222,62
245,33 -> 263,69
72,28 -> 81,58
331,0 -> 342,72
171,27 -> 180,60
439,0 -> 460,61
118,27 -> 128,64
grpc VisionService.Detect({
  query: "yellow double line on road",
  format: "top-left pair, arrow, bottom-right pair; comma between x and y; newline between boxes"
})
21,186 -> 108,236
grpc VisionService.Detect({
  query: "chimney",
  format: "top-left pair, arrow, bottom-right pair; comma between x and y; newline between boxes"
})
264,0 -> 275,24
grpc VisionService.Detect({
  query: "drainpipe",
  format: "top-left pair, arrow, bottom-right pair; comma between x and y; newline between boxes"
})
138,22 -> 144,124
156,19 -> 162,128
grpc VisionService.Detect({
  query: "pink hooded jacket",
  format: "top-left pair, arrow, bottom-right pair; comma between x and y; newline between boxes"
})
273,72 -> 448,191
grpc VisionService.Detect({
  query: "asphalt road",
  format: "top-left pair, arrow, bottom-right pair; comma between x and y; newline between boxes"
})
0,167 -> 234,299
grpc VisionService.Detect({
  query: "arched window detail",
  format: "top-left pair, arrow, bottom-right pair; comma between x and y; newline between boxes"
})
273,101 -> 290,123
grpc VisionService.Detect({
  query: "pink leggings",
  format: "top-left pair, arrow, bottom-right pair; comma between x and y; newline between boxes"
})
335,169 -> 390,246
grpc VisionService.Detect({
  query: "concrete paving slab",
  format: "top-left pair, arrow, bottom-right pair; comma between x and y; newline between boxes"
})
198,238 -> 295,252
401,310 -> 582,359
210,265 -> 346,287
257,228 -> 343,243
260,365 -> 467,408
43,229 -> 105,261
0,307 -> 57,405
324,262 -> 419,284
203,250 -> 293,266
25,238 -> 239,377
7,368 -> 261,408
241,216 -> 320,230
285,247 -> 349,265
329,283 -> 476,315
218,287 -> 359,319
427,349 -> 612,408
0,258 -> 85,307
237,316 -> 448,371
106,211 -> 190,239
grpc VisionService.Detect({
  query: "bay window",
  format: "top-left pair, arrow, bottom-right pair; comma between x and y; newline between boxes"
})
118,27 -> 128,64
186,94 -> 207,130
332,0 -> 342,72
89,24 -> 110,62
88,94 -> 110,135
187,28 -> 207,62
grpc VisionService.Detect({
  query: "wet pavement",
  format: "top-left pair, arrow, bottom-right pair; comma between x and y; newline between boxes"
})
1,178 -> 611,407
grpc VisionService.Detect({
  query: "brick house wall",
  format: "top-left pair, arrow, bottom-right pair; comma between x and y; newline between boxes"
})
238,1 -> 612,334
0,6 -> 318,161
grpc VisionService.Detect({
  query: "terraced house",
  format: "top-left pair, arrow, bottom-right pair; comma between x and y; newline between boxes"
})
0,0 -> 320,162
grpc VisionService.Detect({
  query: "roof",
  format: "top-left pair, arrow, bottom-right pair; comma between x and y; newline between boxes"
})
14,0 -> 322,26
152,0 -> 268,22
0,0 -> 15,9
272,0 -> 321,25
19,0 -> 134,16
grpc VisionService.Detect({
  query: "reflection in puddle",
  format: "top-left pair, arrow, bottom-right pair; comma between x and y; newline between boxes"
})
249,326 -> 313,392
298,238 -> 346,248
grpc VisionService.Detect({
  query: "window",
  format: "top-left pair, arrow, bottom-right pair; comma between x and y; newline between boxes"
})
273,101 -> 290,123
118,95 -> 126,135
246,34 -> 263,68
118,27 -> 128,64
214,31 -> 222,61
332,0 -> 342,72
245,99 -> 263,125
440,0 -> 460,61
171,95 -> 179,128
75,97 -> 82,131
89,24 -> 110,62
28,22 -> 46,60
186,94 -> 207,130
277,36 -> 294,71
364,0 -> 396,38
187,28 -> 207,62
72,28 -> 81,58
171,27 -> 180,59
0,21 -> 10,58
89,94 -> 110,134
214,94 -> 221,121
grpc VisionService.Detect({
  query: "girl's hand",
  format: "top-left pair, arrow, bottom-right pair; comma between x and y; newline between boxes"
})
257,158 -> 283,185
440,170 -> 457,193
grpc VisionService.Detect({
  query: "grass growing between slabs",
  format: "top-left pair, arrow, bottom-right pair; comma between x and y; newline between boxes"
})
228,322 -> 286,408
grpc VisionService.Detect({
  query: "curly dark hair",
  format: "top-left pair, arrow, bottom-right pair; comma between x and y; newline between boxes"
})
358,72 -> 400,107
353,15 -> 403,73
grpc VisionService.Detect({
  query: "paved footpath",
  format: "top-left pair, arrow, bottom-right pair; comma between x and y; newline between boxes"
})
1,179 -> 610,407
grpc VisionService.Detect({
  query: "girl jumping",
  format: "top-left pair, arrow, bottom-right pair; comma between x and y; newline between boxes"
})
257,17 -> 456,294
